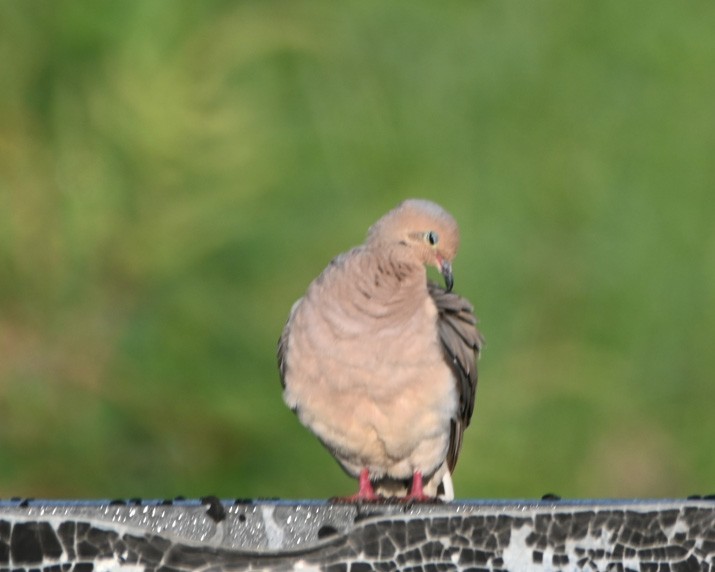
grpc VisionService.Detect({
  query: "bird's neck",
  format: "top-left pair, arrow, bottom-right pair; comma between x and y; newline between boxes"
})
360,244 -> 426,303
315,246 -> 427,336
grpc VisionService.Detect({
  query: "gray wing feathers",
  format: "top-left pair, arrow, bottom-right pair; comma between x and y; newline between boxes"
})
277,298 -> 301,392
277,330 -> 288,389
427,282 -> 483,472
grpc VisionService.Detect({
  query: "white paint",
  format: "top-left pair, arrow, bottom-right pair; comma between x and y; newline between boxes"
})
94,557 -> 143,572
501,522 -> 541,571
291,560 -> 322,571
261,504 -> 285,550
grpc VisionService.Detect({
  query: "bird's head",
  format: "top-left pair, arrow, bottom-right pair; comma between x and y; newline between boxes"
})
367,199 -> 460,292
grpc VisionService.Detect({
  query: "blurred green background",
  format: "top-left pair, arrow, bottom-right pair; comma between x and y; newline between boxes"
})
1,1 -> 714,500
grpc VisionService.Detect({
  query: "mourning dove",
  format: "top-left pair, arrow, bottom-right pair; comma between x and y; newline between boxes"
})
278,199 -> 483,500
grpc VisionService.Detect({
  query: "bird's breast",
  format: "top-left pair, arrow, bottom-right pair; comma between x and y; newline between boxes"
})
284,285 -> 454,421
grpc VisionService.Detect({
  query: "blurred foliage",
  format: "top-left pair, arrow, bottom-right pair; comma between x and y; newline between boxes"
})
1,0 -> 714,500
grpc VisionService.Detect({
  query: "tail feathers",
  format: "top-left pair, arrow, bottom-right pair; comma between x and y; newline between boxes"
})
439,471 -> 455,501
372,464 -> 455,500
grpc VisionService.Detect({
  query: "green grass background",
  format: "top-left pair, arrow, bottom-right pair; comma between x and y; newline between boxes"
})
1,1 -> 714,500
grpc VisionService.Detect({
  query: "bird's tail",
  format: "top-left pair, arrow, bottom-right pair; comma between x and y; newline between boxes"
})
439,471 -> 455,501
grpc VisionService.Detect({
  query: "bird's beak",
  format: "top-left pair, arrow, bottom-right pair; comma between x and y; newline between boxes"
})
440,260 -> 454,292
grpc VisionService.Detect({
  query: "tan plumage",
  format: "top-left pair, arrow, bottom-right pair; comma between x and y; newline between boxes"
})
278,199 -> 483,500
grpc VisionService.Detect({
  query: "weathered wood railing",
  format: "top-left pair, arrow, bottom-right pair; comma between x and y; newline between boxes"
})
1,498 -> 714,570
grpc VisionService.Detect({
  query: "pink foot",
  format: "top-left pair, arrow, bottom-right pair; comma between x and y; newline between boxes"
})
333,468 -> 381,502
403,471 -> 433,502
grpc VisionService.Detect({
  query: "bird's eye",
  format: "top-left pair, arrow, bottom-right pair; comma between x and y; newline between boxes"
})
425,231 -> 439,246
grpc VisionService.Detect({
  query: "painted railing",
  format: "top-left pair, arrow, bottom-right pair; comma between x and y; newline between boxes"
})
1,498 -> 714,570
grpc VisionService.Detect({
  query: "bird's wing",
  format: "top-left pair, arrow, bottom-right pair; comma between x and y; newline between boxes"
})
277,298 -> 301,392
427,282 -> 483,472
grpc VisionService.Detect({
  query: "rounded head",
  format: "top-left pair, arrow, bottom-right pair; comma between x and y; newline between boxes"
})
367,199 -> 460,285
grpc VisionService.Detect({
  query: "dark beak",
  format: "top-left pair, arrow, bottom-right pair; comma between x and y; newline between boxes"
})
440,260 -> 454,292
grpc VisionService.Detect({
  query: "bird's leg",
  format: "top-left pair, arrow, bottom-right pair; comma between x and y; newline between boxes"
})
354,468 -> 380,500
404,471 -> 432,502
332,468 -> 380,502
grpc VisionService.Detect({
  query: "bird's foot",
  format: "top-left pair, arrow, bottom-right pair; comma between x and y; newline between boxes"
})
402,493 -> 433,502
331,468 -> 382,503
332,491 -> 382,503
401,471 -> 438,503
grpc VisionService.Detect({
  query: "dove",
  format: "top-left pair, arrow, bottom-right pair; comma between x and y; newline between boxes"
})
278,199 -> 482,500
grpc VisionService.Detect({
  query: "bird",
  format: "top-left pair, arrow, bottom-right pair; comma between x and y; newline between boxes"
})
277,199 -> 483,501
